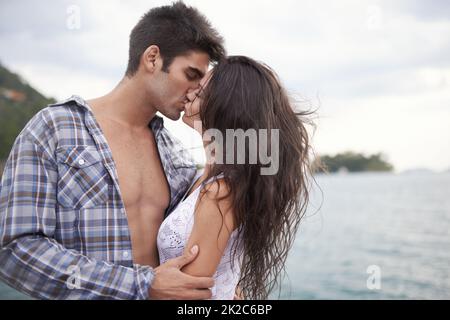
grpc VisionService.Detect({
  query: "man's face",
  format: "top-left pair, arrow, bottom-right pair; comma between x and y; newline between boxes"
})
151,51 -> 210,121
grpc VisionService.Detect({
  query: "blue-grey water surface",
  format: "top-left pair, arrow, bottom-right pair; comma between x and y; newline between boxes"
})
1,172 -> 449,299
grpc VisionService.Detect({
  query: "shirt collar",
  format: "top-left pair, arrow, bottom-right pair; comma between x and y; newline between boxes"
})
48,95 -> 93,112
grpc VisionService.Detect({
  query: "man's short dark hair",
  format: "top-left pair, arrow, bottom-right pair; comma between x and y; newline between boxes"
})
125,1 -> 226,76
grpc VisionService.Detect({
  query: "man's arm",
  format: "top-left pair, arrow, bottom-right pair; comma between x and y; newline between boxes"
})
0,235 -> 154,299
0,234 -> 213,300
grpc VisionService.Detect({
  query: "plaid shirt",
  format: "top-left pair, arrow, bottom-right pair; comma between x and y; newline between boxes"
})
0,95 -> 196,299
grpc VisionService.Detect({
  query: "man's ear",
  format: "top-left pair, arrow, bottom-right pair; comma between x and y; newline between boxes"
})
142,45 -> 160,73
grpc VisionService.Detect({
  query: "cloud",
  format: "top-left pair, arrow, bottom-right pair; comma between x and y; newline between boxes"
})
389,0 -> 450,22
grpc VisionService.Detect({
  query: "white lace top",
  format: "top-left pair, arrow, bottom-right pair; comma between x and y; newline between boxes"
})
157,171 -> 243,299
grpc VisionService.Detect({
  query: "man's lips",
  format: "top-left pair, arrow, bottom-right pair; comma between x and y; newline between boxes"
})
178,102 -> 186,113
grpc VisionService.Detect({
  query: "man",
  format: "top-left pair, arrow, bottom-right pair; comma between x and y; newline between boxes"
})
0,2 -> 225,299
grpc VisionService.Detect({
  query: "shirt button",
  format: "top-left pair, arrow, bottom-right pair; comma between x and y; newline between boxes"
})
78,158 -> 86,166
123,251 -> 129,258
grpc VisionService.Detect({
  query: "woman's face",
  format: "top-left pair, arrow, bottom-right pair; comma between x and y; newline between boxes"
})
182,70 -> 213,133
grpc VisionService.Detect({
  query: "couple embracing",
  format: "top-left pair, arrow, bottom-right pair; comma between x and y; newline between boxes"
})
0,1 -> 313,300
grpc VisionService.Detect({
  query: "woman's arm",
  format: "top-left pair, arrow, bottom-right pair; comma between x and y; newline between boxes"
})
181,179 -> 236,277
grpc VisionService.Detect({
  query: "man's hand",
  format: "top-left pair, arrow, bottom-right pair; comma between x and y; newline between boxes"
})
149,245 -> 214,300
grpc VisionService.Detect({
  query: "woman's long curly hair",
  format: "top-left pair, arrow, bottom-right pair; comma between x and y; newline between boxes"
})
198,56 -> 315,299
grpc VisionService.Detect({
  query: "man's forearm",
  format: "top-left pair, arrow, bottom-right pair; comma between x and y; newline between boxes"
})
0,234 -> 154,300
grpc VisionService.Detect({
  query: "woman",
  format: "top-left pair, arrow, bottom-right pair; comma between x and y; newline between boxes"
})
157,56 -> 313,299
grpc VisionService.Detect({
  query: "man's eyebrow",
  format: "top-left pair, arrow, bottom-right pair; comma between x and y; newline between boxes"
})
187,66 -> 205,79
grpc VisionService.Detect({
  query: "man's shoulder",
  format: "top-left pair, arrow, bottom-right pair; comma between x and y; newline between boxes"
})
20,96 -> 91,147
28,95 -> 87,128
44,95 -> 89,122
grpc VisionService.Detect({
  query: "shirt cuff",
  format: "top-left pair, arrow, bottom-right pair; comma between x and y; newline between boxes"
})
133,264 -> 155,300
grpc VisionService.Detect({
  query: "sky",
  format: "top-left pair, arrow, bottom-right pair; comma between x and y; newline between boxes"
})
0,0 -> 449,172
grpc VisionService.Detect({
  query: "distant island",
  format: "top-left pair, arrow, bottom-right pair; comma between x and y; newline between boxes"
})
314,151 -> 394,173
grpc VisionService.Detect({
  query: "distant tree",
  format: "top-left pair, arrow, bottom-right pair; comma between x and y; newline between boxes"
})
0,62 -> 55,165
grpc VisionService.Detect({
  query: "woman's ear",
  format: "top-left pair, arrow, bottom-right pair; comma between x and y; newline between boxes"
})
142,45 -> 160,73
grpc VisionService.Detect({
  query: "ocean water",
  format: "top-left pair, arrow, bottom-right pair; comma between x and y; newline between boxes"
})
1,172 -> 449,299
272,172 -> 450,299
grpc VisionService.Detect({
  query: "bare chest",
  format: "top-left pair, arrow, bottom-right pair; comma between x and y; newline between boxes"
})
100,121 -> 170,212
